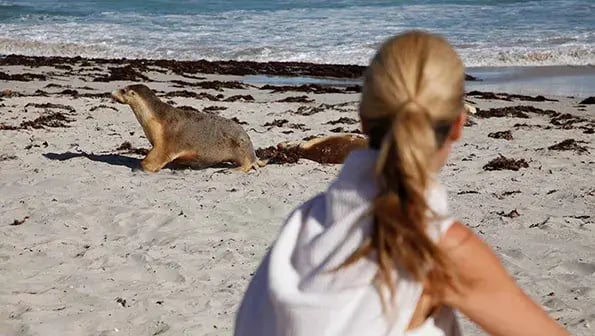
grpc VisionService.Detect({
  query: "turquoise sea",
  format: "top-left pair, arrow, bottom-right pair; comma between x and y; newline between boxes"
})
0,0 -> 593,66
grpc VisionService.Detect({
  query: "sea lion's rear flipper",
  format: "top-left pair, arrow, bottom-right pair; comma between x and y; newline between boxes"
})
237,160 -> 267,173
236,155 -> 268,173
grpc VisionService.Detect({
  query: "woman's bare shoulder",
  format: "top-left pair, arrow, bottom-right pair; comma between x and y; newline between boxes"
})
438,221 -> 569,336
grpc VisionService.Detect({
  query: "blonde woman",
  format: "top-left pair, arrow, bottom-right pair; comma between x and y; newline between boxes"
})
234,31 -> 569,336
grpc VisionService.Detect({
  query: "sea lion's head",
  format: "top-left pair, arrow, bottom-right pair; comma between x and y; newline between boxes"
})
112,84 -> 162,127
111,84 -> 155,105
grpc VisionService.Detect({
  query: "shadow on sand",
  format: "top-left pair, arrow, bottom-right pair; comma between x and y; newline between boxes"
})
43,151 -> 141,170
42,151 -> 238,171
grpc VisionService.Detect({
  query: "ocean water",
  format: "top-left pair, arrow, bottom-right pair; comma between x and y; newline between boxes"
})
0,0 -> 593,67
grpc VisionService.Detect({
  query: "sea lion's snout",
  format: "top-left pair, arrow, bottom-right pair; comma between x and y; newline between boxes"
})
111,89 -> 126,104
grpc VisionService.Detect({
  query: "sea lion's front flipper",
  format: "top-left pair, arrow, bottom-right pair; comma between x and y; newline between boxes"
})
141,147 -> 171,173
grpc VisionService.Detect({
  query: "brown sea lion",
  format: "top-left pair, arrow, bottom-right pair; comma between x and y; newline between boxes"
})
278,134 -> 368,164
112,84 -> 264,172
275,102 -> 475,164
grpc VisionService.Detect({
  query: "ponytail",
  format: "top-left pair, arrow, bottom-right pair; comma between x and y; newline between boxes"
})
342,31 -> 465,311
374,100 -> 455,301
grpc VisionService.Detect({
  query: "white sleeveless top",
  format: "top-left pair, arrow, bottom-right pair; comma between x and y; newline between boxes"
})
235,150 -> 461,336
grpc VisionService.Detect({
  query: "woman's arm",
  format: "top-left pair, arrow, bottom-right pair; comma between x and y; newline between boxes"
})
439,222 -> 569,336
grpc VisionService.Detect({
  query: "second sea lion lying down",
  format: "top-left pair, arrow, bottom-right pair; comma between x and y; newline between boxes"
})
277,134 -> 368,164
276,103 -> 476,164
112,84 -> 265,173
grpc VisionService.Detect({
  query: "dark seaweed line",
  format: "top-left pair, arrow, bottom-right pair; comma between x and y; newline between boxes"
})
0,54 -> 481,81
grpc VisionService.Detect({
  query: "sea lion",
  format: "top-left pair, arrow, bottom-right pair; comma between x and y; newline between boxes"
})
112,84 -> 264,172
276,103 -> 475,164
278,134 -> 368,164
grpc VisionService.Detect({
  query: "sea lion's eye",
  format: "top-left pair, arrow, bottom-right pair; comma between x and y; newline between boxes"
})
130,91 -> 136,96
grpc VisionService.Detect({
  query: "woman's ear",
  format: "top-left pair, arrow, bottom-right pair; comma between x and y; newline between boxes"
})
449,112 -> 466,142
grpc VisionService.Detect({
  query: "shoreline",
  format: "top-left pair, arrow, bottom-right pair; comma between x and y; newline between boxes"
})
2,54 -> 594,97
466,65 -> 595,97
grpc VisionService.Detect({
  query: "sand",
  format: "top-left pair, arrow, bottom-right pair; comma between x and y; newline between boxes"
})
0,60 -> 593,335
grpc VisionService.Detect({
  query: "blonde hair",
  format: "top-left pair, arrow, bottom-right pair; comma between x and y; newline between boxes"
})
344,31 -> 465,306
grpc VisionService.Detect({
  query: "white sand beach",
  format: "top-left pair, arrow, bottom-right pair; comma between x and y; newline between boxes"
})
0,61 -> 594,335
